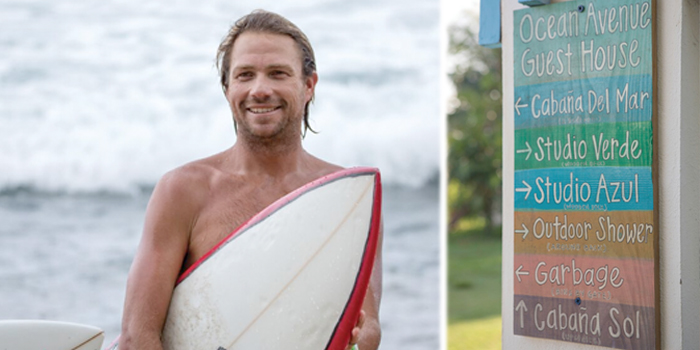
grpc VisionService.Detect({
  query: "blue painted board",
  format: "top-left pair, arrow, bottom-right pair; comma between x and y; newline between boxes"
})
479,0 -> 501,48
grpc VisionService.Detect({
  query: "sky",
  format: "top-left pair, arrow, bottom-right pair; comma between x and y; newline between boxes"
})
441,0 -> 479,27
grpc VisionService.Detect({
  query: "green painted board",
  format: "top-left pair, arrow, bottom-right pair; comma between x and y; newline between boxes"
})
514,121 -> 652,170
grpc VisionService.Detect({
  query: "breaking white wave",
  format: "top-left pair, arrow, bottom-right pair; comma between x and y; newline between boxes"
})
0,0 -> 439,194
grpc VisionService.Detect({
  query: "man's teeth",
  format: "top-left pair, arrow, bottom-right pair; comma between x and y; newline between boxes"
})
249,107 -> 277,113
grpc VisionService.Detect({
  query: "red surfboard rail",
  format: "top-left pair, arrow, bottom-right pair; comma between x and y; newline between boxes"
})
327,168 -> 382,350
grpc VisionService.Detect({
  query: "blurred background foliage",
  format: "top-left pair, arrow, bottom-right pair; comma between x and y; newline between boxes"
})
447,23 -> 503,237
446,16 -> 504,350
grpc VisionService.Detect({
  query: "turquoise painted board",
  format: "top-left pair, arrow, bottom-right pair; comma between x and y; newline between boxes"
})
514,167 -> 652,211
514,75 -> 652,129
513,0 -> 652,85
512,0 -> 657,349
519,0 -> 551,7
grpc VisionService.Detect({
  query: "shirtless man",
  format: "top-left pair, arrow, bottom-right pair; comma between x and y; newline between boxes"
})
119,10 -> 382,350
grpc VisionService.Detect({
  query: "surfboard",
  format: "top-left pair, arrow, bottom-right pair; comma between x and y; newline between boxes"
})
0,320 -> 104,350
107,167 -> 381,350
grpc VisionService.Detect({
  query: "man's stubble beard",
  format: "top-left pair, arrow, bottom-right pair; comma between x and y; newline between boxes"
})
233,109 -> 303,155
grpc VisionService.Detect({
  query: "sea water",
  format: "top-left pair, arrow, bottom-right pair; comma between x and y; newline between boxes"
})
0,184 -> 439,348
0,0 -> 440,348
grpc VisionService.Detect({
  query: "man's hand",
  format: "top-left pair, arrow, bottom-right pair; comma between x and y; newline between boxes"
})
346,310 -> 366,350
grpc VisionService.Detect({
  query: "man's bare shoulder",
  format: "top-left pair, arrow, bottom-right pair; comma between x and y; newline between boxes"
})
152,155 -> 225,206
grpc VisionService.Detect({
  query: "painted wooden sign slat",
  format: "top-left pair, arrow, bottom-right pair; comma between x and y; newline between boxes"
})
512,0 -> 657,348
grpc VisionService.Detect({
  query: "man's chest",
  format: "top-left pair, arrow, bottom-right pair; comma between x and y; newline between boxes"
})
183,185 -> 289,270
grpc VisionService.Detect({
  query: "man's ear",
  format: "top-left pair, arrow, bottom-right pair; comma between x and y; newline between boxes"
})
305,72 -> 319,102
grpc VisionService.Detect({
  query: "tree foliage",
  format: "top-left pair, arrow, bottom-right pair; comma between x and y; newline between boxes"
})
447,23 -> 503,235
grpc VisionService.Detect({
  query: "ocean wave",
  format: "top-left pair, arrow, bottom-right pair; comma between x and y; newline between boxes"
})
0,0 -> 439,195
0,170 -> 438,198
0,183 -> 155,198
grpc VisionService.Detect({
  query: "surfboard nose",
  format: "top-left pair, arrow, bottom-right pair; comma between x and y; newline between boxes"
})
0,320 -> 104,350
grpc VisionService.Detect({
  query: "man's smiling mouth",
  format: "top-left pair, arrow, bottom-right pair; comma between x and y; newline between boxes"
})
248,107 -> 279,114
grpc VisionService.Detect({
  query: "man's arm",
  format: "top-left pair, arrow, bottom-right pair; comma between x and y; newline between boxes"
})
119,169 -> 203,350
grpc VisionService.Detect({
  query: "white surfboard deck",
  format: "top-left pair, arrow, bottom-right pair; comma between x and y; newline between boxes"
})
107,167 -> 381,350
0,320 -> 104,350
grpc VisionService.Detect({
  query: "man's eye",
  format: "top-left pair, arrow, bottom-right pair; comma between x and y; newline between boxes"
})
236,72 -> 254,80
271,70 -> 288,78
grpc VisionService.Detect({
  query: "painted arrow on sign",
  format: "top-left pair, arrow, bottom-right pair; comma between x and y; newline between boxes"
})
515,180 -> 531,200
515,97 -> 528,116
516,141 -> 532,160
515,265 -> 530,282
515,299 -> 528,328
515,223 -> 529,240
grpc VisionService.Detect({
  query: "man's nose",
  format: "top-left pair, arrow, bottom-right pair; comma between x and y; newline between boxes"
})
250,76 -> 273,100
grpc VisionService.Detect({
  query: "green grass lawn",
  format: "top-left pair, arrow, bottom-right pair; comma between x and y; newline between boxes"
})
448,316 -> 502,350
448,218 -> 503,350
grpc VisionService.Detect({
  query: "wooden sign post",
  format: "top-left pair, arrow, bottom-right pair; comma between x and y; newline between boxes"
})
512,0 -> 658,348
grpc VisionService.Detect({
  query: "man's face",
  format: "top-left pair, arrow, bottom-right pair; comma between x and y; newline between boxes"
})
226,32 -> 317,142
